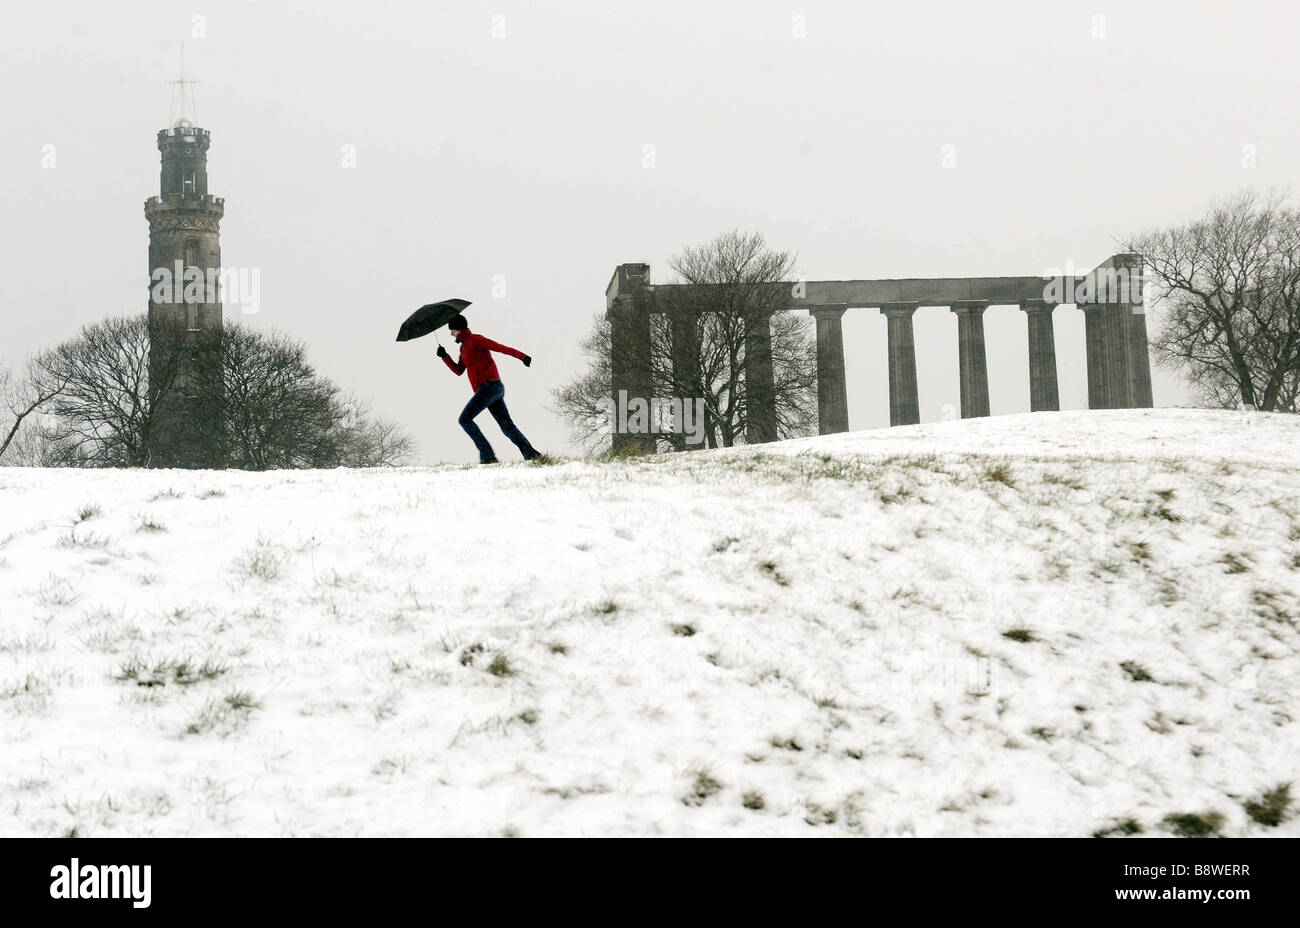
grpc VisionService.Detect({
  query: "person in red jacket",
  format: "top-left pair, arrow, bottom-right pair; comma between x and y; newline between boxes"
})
437,314 -> 541,463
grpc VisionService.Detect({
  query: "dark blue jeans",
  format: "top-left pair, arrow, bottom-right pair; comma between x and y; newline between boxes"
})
459,379 -> 539,463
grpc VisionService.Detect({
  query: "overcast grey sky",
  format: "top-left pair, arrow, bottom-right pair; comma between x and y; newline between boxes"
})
3,1 -> 1296,462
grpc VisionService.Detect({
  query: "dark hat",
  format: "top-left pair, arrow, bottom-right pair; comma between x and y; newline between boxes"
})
448,313 -> 469,331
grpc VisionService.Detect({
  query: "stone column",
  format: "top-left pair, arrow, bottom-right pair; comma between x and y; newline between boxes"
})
744,312 -> 778,444
1102,303 -> 1134,408
881,302 -> 921,426
1082,302 -> 1135,409
1082,303 -> 1107,409
809,304 -> 849,435
1127,307 -> 1154,408
669,310 -> 701,397
668,309 -> 703,451
1019,300 -> 1060,412
607,264 -> 655,454
1121,258 -> 1154,408
1084,253 -> 1149,410
951,300 -> 991,418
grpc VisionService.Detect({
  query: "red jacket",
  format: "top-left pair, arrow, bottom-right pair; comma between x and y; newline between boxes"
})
442,328 -> 527,391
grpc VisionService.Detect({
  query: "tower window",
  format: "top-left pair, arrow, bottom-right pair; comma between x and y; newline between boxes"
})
183,170 -> 196,197
184,241 -> 201,331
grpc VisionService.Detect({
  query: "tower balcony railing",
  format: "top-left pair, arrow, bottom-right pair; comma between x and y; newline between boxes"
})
145,194 -> 225,208
158,126 -> 210,139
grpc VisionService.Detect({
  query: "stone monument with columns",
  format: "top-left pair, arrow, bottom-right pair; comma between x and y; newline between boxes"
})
605,253 -> 1152,443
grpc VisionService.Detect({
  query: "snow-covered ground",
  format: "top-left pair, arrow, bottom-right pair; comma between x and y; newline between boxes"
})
1,408 -> 1297,837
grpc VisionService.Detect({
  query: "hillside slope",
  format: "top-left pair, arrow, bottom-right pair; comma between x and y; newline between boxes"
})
1,408 -> 1298,837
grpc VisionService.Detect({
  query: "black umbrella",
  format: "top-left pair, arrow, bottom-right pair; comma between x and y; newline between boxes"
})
395,298 -> 471,342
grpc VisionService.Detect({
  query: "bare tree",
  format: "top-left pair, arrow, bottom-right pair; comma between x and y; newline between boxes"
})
329,393 -> 417,467
554,230 -> 817,453
1,416 -> 81,467
0,359 -> 68,463
29,315 -> 190,467
211,324 -> 415,469
1126,189 -> 1300,412
213,323 -> 337,469
551,317 -> 618,453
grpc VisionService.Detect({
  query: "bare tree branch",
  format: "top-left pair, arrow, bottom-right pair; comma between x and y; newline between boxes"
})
1128,188 -> 1300,412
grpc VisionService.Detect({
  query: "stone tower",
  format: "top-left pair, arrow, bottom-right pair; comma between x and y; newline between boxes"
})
145,117 -> 225,466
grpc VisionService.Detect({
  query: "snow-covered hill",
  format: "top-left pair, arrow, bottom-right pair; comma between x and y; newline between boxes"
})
1,408 -> 1297,837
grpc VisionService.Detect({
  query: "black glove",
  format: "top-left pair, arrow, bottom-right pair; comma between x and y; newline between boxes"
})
436,345 -> 448,359
522,355 -> 532,367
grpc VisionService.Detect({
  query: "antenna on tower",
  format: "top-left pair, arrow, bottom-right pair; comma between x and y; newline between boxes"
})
167,41 -> 200,127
